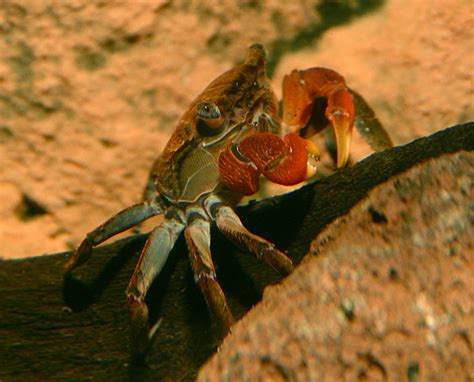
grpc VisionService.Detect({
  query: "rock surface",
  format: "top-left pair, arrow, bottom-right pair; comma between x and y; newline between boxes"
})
198,151 -> 473,381
1,0 -> 472,258
0,124 -> 471,381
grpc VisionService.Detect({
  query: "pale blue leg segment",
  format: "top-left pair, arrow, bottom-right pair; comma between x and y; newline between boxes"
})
184,205 -> 234,333
126,214 -> 185,358
65,199 -> 163,272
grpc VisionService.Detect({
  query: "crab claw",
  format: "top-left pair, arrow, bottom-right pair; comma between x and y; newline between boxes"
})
282,68 -> 355,168
325,87 -> 354,167
218,132 -> 315,195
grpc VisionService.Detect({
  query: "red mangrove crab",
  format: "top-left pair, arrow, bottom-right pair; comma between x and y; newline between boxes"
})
65,44 -> 391,358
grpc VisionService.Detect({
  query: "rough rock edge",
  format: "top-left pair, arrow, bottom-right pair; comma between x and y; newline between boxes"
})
198,152 -> 473,381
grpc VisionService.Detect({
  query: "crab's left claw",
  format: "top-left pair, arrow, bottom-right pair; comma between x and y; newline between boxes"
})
282,68 -> 355,168
325,87 -> 354,167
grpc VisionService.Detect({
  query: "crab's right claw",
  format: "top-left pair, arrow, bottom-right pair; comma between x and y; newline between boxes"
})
282,68 -> 355,168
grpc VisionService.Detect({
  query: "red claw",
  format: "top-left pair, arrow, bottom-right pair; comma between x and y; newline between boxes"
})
258,133 -> 308,186
218,68 -> 359,196
218,132 -> 309,195
218,144 -> 260,195
282,67 -> 355,167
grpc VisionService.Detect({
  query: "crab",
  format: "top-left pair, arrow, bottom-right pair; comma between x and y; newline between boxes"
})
65,44 -> 391,358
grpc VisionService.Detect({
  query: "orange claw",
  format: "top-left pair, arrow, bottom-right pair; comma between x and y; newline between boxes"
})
218,132 -> 310,195
239,132 -> 309,186
282,68 -> 355,167
218,144 -> 260,195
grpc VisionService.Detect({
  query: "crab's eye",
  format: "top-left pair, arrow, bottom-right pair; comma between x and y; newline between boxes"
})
196,102 -> 225,135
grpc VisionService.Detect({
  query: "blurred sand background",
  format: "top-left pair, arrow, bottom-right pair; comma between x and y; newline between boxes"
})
0,0 -> 472,259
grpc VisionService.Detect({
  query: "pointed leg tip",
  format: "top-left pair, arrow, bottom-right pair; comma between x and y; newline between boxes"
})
129,323 -> 161,364
148,318 -> 163,342
127,294 -> 154,361
64,237 -> 94,273
260,246 -> 293,276
281,258 -> 294,276
213,311 -> 234,339
63,252 -> 78,273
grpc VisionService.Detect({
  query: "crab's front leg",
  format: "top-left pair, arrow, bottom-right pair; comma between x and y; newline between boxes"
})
65,199 -> 163,272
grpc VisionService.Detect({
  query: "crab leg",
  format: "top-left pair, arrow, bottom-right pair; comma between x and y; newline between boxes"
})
204,196 -> 293,275
184,212 -> 234,332
65,199 -> 163,272
350,89 -> 393,151
126,216 -> 185,357
282,67 -> 355,168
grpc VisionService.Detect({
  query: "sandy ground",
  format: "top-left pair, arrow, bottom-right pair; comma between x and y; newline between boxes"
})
0,0 -> 472,259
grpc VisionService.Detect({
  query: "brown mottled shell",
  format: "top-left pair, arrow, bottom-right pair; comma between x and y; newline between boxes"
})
153,45 -> 279,203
